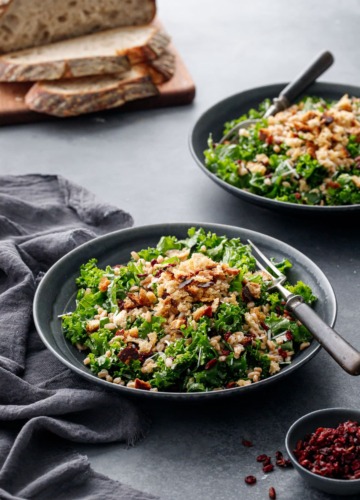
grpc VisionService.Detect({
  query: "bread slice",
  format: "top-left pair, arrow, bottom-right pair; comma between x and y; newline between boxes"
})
0,25 -> 170,82
139,50 -> 175,85
25,65 -> 162,117
0,0 -> 156,54
25,51 -> 175,117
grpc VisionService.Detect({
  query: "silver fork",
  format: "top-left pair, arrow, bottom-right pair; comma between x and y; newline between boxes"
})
248,239 -> 360,376
219,51 -> 334,144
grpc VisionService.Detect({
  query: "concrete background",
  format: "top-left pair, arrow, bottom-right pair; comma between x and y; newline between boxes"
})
1,1 -> 359,498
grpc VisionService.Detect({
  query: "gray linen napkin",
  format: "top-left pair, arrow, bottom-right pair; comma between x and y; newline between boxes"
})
0,175 -> 157,500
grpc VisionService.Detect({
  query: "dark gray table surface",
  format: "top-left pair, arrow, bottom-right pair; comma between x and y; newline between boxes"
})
1,0 -> 359,498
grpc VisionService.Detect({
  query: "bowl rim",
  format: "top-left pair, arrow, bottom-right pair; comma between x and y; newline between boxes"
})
189,81 -> 360,213
285,407 -> 360,483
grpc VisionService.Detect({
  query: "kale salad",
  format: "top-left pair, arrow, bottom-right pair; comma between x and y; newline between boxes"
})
62,228 -> 316,392
204,95 -> 360,206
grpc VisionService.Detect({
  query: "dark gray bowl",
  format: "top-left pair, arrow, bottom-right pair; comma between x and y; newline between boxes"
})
285,408 -> 360,495
189,82 -> 360,214
33,222 -> 337,400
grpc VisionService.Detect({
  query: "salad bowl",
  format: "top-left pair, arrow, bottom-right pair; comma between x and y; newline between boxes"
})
33,222 -> 337,400
189,82 -> 360,214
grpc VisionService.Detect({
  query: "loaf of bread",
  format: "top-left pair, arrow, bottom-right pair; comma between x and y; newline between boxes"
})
25,51 -> 176,117
0,25 -> 170,81
0,0 -> 156,54
0,0 -> 182,119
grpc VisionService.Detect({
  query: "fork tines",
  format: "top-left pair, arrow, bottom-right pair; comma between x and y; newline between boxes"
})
247,239 -> 284,279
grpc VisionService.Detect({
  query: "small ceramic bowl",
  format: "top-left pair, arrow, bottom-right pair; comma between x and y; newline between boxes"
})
285,408 -> 360,496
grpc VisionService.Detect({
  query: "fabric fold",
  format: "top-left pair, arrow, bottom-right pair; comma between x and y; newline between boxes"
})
0,175 -> 157,500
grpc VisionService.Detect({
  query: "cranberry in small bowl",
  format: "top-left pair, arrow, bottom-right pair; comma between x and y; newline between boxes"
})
285,408 -> 360,496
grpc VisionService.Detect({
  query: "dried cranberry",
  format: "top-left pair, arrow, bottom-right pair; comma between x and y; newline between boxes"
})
223,332 -> 231,342
205,358 -> 217,370
203,306 -> 213,317
260,321 -> 269,331
326,180 -> 341,189
285,330 -> 293,341
275,450 -> 293,467
118,346 -> 139,363
263,463 -> 274,473
115,329 -> 124,337
150,259 -> 158,266
293,420 -> 360,479
244,475 -> 257,485
256,454 -> 269,462
242,439 -> 253,447
269,486 -> 276,499
283,459 -> 293,468
226,381 -> 237,389
278,347 -> 288,360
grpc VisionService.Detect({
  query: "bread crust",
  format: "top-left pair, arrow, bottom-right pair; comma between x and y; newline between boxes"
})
137,50 -> 175,85
25,70 -> 159,117
126,30 -> 170,64
0,27 -> 170,82
0,54 -> 131,82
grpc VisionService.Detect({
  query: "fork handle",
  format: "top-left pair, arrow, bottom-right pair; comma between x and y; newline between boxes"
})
279,51 -> 334,105
264,51 -> 335,119
286,296 -> 360,376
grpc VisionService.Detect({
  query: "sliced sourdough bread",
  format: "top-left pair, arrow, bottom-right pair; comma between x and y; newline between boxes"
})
0,25 -> 170,82
0,0 -> 156,54
25,64 -> 165,117
139,50 -> 175,85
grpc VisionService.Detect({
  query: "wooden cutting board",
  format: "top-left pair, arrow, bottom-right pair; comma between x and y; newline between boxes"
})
0,43 -> 195,126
